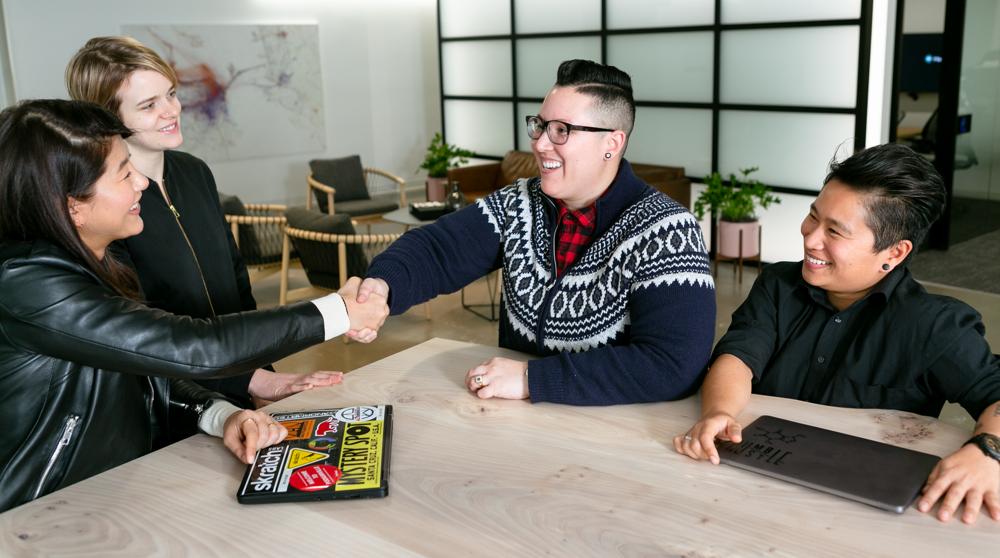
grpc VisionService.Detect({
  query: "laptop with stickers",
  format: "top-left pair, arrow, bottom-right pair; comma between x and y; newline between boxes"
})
237,405 -> 393,504
717,415 -> 941,513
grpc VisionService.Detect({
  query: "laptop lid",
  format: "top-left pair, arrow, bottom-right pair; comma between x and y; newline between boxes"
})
238,405 -> 393,504
717,415 -> 941,513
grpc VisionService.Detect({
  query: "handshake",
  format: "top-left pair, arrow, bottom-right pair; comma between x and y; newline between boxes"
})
337,277 -> 391,344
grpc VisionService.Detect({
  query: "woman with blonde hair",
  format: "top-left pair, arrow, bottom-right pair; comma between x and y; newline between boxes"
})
66,37 -> 337,412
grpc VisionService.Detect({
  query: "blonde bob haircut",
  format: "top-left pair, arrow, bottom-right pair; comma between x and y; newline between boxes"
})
65,36 -> 178,116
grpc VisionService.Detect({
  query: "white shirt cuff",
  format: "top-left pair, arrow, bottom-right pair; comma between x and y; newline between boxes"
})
310,293 -> 351,341
198,400 -> 243,438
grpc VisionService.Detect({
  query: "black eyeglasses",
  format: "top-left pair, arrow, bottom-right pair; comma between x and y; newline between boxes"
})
525,115 -> 614,145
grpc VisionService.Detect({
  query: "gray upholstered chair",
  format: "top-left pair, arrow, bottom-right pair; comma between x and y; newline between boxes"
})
305,155 -> 406,230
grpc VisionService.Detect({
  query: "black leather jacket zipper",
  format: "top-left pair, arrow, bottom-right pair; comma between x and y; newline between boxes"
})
33,415 -> 80,499
160,178 -> 216,317
146,377 -> 156,452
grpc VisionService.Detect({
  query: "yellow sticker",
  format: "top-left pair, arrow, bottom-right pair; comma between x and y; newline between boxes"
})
286,448 -> 329,470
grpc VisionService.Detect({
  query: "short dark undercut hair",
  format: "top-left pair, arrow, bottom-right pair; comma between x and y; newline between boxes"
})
555,59 -> 635,140
824,143 -> 946,264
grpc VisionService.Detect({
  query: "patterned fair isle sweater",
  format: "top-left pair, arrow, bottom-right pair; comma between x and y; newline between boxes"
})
366,160 -> 716,405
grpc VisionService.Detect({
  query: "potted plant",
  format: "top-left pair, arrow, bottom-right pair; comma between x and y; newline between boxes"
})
693,167 -> 779,259
418,133 -> 475,202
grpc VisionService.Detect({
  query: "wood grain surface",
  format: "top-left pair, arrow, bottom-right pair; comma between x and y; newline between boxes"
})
1,338 -> 996,557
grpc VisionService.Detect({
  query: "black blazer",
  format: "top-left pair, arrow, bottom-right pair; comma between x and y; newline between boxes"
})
109,150 -> 260,406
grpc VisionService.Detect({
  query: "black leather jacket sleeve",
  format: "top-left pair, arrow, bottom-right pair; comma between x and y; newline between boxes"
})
0,250 -> 325,380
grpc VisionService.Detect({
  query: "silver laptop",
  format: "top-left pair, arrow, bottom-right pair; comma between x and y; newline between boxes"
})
717,415 -> 941,513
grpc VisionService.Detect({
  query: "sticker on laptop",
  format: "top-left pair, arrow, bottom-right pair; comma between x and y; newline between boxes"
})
334,406 -> 382,423
289,465 -> 342,492
286,448 -> 329,470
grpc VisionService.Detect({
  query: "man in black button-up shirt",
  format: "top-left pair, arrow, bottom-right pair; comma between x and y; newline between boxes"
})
675,144 -> 1000,525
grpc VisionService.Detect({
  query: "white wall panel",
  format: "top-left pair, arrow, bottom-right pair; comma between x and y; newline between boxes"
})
721,0 -> 861,24
442,40 -> 512,97
628,108 -> 712,177
607,0 -> 715,29
608,32 -> 713,103
440,0 -> 511,38
719,111 -> 855,190
516,37 -> 602,98
445,100 -> 514,157
514,0 -> 601,34
721,26 -> 859,108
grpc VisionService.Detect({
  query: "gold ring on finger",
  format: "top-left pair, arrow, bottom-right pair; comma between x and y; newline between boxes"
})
240,418 -> 257,430
474,375 -> 484,387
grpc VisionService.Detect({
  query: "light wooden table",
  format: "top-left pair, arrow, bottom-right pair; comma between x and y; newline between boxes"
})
1,338 -> 996,557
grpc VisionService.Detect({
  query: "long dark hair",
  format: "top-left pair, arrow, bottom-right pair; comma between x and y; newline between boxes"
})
0,99 -> 141,299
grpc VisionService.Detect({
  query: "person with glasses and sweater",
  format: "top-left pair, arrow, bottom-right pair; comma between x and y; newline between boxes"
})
352,59 -> 716,406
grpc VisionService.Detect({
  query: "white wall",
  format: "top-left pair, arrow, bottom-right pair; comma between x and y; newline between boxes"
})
1,0 -> 441,206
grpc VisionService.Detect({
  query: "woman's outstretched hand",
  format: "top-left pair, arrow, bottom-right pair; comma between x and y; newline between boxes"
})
248,369 -> 343,406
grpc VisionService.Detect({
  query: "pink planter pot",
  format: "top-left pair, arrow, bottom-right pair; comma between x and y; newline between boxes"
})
718,220 -> 760,259
426,177 -> 448,202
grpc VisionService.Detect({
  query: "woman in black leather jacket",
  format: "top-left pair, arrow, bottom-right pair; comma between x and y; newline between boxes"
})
0,100 -> 387,512
66,36 -> 336,409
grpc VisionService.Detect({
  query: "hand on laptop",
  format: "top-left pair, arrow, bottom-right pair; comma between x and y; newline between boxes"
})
339,277 -> 389,343
223,409 -> 289,465
466,357 -> 529,400
673,412 -> 743,465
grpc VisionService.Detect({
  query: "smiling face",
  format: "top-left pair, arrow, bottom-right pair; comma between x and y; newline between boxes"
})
71,137 -> 149,258
117,69 -> 182,156
531,86 -> 624,210
801,179 -> 911,310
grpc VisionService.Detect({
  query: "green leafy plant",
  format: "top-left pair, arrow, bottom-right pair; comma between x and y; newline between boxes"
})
693,167 -> 779,223
417,133 -> 476,178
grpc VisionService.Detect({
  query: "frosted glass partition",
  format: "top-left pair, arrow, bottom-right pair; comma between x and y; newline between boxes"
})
628,108 -> 712,177
721,27 -> 859,108
719,111 -> 855,190
721,0 -> 861,24
445,100 -> 514,157
516,102 -> 544,151
607,0 -> 715,29
607,33 -> 713,103
514,0 -> 601,34
516,37 -> 602,98
439,0 -> 511,38
441,41 -> 512,97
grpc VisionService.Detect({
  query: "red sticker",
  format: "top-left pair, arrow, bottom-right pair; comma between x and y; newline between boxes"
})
315,418 -> 339,436
289,465 -> 342,492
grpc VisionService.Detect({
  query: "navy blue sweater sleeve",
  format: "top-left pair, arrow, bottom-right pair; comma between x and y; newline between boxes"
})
526,272 -> 715,406
365,199 -> 503,314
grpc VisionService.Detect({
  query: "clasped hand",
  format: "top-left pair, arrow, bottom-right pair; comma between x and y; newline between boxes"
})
339,277 -> 389,343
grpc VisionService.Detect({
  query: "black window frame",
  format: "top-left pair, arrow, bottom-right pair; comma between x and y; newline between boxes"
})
436,0 -> 874,197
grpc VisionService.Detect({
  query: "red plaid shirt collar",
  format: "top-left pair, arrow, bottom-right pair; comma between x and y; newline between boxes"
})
553,174 -> 617,277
